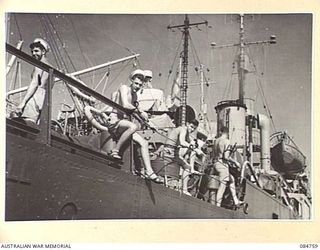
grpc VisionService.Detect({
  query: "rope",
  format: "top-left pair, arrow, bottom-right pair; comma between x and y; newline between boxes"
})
13,14 -> 23,41
135,15 -> 176,53
68,16 -> 89,71
189,35 -> 210,85
101,69 -> 110,96
247,46 -> 277,132
39,15 -> 84,117
98,18 -> 137,56
39,15 -> 66,70
165,33 -> 184,92
46,15 -> 78,73
94,69 -> 109,91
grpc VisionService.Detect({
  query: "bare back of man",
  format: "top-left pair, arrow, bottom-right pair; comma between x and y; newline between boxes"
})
213,128 -> 241,207
163,120 -> 203,195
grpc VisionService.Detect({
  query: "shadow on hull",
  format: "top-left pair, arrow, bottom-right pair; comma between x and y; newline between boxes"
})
6,118 -> 295,220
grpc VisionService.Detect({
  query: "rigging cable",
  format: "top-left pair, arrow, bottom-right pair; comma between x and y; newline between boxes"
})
39,14 -> 66,70
189,35 -> 210,85
135,15 -> 176,53
68,15 -> 90,71
47,15 -> 78,73
39,14 -> 83,117
222,49 -> 239,100
247,46 -> 277,132
99,17 -> 137,56
165,32 -> 184,93
101,60 -> 133,99
101,69 -> 110,97
13,14 -> 23,41
94,67 -> 110,91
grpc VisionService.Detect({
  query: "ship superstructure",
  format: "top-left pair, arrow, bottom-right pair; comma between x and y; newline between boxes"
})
5,14 -> 311,220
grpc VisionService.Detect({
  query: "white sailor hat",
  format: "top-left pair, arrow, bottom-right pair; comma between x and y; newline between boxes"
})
129,69 -> 145,81
144,70 -> 153,78
30,38 -> 50,52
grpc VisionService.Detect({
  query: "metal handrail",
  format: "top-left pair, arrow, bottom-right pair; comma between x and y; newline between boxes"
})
6,43 -> 131,115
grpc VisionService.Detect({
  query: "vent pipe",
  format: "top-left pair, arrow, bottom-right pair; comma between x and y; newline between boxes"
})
258,114 -> 271,172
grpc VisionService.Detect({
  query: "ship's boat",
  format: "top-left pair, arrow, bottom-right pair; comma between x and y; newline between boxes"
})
270,132 -> 306,174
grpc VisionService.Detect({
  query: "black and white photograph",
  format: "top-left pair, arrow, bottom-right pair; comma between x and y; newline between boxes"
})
5,13 -> 312,221
3,0 -> 320,243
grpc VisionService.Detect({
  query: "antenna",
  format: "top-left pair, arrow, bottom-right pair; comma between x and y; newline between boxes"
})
211,14 -> 276,105
168,15 -> 208,126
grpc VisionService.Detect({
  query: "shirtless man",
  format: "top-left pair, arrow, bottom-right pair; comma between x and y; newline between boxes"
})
163,119 -> 204,196
14,38 -> 51,124
213,126 -> 242,207
102,69 -> 163,183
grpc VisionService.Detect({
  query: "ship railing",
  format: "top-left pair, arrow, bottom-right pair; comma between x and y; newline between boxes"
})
240,161 -> 261,188
5,43 -> 135,161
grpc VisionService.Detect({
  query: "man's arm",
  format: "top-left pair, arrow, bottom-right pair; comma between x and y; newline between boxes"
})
179,127 -> 204,157
118,85 -> 150,122
119,85 -> 136,110
178,127 -> 190,148
15,67 -> 42,114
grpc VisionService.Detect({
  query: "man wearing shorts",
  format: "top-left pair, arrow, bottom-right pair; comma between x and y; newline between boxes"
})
213,126 -> 242,207
89,69 -> 163,183
163,119 -> 204,196
14,38 -> 51,124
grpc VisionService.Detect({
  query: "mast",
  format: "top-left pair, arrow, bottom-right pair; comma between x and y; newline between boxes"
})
199,64 -> 207,130
238,14 -> 246,105
211,14 -> 277,163
211,14 -> 277,104
168,15 -> 208,126
180,16 -> 189,126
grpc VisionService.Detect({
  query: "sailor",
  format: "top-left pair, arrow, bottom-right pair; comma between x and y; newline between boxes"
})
213,126 -> 243,207
163,119 -> 204,196
102,69 -> 163,183
14,38 -> 51,124
143,70 -> 153,88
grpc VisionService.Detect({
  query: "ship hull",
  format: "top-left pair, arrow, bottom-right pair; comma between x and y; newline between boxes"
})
6,119 -> 295,220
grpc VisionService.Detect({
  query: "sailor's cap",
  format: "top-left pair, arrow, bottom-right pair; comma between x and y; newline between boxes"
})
30,38 -> 50,52
129,69 -> 145,81
144,70 -> 153,78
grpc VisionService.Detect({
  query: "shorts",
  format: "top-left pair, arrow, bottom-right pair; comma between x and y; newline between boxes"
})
214,160 -> 230,182
163,146 -> 189,169
103,113 -> 121,140
22,87 -> 45,124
